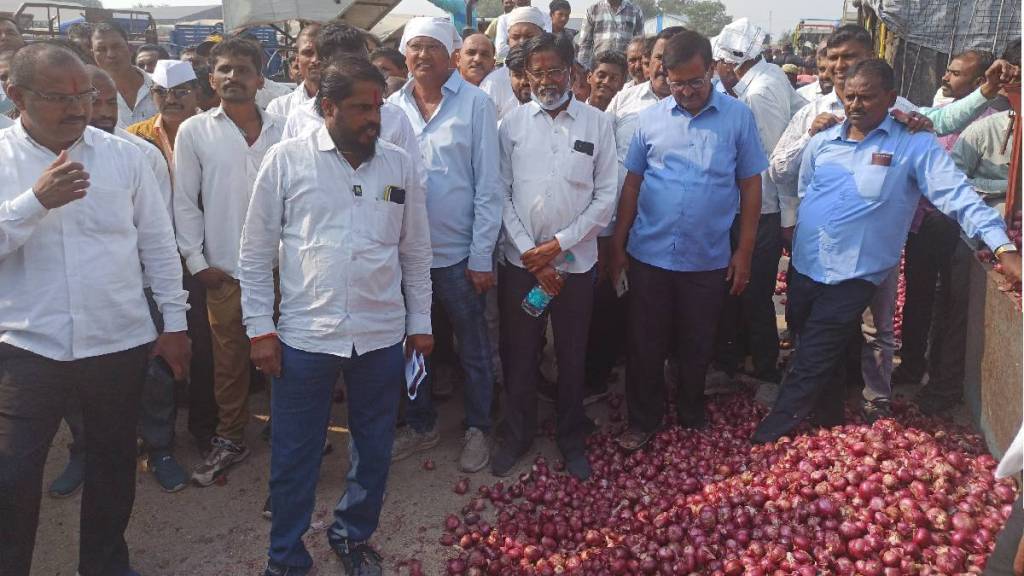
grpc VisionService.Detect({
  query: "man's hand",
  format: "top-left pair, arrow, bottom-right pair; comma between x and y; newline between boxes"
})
522,239 -> 562,273
890,109 -> 933,133
726,249 -> 753,295
151,331 -> 192,381
465,269 -> 496,294
809,113 -> 842,136
251,335 -> 282,377
981,59 -> 1021,98
596,236 -> 612,283
997,250 -> 1022,285
33,150 -> 90,209
406,334 -> 434,358
534,266 -> 564,297
608,243 -> 629,292
781,226 -> 795,251
194,267 -> 231,290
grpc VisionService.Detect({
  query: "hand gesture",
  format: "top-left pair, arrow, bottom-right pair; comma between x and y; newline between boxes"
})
33,150 -> 89,209
151,331 -> 192,381
809,113 -> 842,136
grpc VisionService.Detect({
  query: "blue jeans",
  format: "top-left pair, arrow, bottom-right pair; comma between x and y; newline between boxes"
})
268,342 -> 403,572
406,259 -> 493,433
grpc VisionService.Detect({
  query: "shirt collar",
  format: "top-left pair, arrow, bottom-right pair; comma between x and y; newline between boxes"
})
528,93 -> 581,119
400,70 -> 464,99
733,57 -> 770,98
834,114 -> 897,141
211,103 -> 279,128
12,120 -> 95,151
605,0 -> 632,14
669,88 -> 721,118
316,124 -> 336,151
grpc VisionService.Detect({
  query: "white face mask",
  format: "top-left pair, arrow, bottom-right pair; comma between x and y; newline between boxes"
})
531,87 -> 571,110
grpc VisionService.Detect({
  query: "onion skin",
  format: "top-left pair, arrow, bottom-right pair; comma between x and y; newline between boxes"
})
433,395 -> 1015,574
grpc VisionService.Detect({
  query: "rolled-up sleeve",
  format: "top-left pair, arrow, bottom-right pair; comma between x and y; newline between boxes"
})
172,123 -> 209,275
398,149 -> 433,336
238,147 -> 285,339
133,151 -> 188,333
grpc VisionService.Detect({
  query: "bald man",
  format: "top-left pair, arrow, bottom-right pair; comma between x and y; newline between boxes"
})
459,33 -> 496,86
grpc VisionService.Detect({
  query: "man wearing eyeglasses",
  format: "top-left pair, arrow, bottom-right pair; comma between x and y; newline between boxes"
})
608,30 -> 766,451
495,32 -> 617,480
128,60 -> 219,460
0,42 -> 189,576
387,18 -> 502,474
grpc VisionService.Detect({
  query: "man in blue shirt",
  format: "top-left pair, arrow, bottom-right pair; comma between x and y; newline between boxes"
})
608,30 -> 767,450
752,59 -> 1021,444
387,18 -> 503,473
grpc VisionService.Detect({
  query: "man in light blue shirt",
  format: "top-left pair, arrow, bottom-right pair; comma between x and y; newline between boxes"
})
752,59 -> 1021,444
608,30 -> 766,450
387,18 -> 503,473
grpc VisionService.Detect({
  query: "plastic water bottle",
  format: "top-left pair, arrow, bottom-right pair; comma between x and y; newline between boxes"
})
521,252 -> 574,318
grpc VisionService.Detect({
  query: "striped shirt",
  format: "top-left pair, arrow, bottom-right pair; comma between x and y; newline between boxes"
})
577,0 -> 644,68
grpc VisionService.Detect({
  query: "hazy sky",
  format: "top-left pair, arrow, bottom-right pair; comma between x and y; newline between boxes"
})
104,0 -> 847,43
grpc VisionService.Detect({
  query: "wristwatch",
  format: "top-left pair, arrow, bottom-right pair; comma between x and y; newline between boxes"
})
994,243 -> 1019,257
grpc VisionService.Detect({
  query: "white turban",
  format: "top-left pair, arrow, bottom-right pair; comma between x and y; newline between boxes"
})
400,17 -> 459,55
714,18 -> 767,65
151,59 -> 197,89
506,6 -> 547,31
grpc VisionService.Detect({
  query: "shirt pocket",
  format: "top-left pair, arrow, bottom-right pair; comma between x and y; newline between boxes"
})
566,150 -> 595,186
369,200 -> 404,246
77,184 -> 134,236
853,165 -> 890,203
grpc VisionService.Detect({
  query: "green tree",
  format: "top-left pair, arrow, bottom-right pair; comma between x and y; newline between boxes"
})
664,0 -> 732,37
475,0 -> 504,19
633,0 -> 661,20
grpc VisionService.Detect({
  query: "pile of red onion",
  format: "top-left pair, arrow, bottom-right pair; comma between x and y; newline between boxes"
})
438,395 -> 1017,575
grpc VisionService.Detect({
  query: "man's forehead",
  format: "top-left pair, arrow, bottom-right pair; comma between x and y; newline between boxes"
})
410,36 -> 445,47
464,35 -> 493,53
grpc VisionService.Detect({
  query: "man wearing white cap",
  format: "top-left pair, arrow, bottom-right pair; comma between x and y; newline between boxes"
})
495,0 -> 552,60
388,17 -> 502,474
708,17 -> 806,393
480,6 -> 547,120
128,59 -> 219,458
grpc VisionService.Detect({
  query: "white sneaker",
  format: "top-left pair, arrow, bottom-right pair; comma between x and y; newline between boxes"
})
459,427 -> 489,472
191,436 -> 250,487
390,426 -> 440,462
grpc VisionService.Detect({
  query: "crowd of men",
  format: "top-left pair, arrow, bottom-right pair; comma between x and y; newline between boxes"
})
0,3 -> 1021,575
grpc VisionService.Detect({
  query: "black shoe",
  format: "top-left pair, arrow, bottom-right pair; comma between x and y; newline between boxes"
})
565,454 -> 591,480
861,399 -> 892,424
331,540 -> 383,576
262,494 -> 272,519
264,561 -> 308,576
751,412 -> 799,445
491,446 -> 525,477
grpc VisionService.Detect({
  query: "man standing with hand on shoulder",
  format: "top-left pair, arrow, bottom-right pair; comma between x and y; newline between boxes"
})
0,42 -> 189,576
609,30 -> 765,451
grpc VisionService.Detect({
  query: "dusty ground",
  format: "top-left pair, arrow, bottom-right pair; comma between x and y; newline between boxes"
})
32,376 -> 599,576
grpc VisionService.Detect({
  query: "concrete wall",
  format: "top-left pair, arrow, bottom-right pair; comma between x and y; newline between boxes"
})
964,255 -> 1023,457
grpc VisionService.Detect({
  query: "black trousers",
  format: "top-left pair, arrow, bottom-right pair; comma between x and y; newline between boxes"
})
918,238 -> 973,401
584,271 -> 627,389
625,259 -> 727,433
498,263 -> 594,459
715,212 -> 783,380
753,270 -> 876,442
184,270 -> 218,446
0,343 -> 148,576
899,210 -> 960,381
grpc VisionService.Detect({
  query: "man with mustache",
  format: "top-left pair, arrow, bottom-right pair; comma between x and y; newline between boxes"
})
174,37 -> 285,486
128,60 -> 219,458
495,32 -> 617,479
609,30 -> 766,451
388,18 -> 502,474
796,46 -> 833,101
753,59 -> 1021,443
241,55 -> 432,576
623,36 -> 647,89
585,50 -> 627,111
769,25 -> 1017,422
92,22 -> 158,128
505,44 -> 533,104
266,23 -> 321,118
584,26 -> 683,409
458,33 -> 497,88
480,6 -> 547,119
0,42 -> 189,576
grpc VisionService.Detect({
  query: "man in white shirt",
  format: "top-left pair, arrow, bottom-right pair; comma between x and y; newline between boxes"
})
495,0 -> 552,60
584,50 -> 627,111
584,25 -> 681,407
174,37 -> 285,486
240,56 -> 433,576
91,22 -> 158,128
458,33 -> 497,87
480,7 -> 547,120
795,46 -> 833,101
266,23 -> 322,118
388,18 -> 503,474
709,18 -> 806,389
495,33 -> 617,480
0,43 -> 189,576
